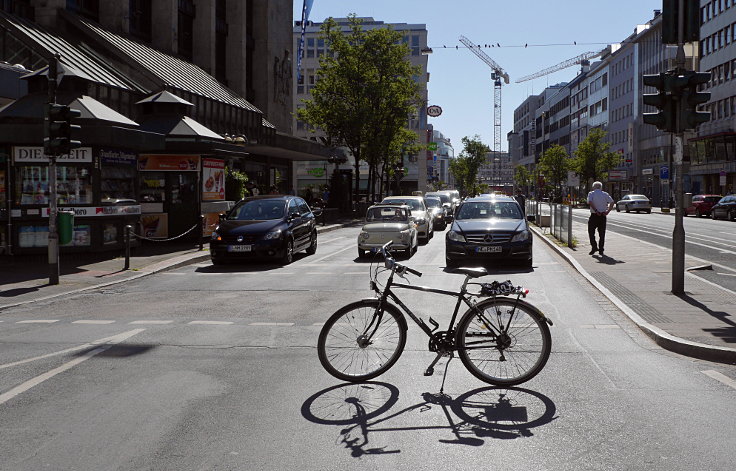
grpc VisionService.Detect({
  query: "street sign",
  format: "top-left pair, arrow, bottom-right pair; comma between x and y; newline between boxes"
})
660,166 -> 669,180
720,170 -> 727,186
427,105 -> 442,117
427,142 -> 438,151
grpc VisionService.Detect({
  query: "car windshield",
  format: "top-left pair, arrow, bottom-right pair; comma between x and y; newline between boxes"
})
704,196 -> 721,203
228,199 -> 285,221
457,201 -> 522,220
383,199 -> 423,211
424,198 -> 441,208
366,207 -> 408,222
426,193 -> 450,204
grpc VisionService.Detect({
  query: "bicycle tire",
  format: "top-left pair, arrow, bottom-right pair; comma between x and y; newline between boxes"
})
456,298 -> 551,386
318,299 -> 407,382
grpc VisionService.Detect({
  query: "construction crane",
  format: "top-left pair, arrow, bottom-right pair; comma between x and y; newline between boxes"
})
458,35 -> 510,154
515,49 -> 608,83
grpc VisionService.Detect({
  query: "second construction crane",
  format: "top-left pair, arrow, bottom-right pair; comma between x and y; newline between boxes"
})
458,35 -> 510,154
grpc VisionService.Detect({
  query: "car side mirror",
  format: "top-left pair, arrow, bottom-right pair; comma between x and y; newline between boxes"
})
290,211 -> 300,220
218,213 -> 226,221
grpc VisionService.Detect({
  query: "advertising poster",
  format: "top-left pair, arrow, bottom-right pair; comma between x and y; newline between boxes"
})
202,159 -> 225,201
140,213 -> 168,238
138,155 -> 200,172
202,212 -> 220,237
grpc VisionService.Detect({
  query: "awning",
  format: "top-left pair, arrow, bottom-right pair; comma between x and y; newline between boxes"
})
245,132 -> 331,162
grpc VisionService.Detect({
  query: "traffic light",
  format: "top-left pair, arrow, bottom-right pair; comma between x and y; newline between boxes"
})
680,71 -> 711,130
642,73 -> 676,132
44,103 -> 81,156
662,0 -> 701,44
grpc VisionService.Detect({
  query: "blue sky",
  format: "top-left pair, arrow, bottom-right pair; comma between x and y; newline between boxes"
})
294,1 -> 663,154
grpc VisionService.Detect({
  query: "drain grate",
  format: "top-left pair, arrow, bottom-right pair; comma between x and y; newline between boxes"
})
591,272 -> 672,324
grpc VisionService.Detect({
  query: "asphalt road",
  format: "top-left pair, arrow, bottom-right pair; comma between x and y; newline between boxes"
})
1,225 -> 735,470
571,208 -> 736,292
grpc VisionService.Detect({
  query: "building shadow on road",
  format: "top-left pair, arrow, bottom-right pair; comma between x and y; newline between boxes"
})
301,381 -> 557,458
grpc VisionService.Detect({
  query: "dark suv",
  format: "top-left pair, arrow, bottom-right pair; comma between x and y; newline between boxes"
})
710,195 -> 736,221
445,195 -> 532,268
210,196 -> 318,265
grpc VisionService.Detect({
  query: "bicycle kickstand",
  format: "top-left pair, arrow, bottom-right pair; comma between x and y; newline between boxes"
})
424,353 -> 454,395
424,353 -> 443,377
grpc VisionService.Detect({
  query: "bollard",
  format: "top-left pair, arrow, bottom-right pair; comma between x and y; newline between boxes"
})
124,224 -> 132,270
199,214 -> 204,251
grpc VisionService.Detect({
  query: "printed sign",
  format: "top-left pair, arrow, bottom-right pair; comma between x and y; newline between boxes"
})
13,146 -> 93,163
427,105 -> 442,117
427,142 -> 438,151
100,149 -> 137,165
608,170 -> 627,181
202,159 -> 225,201
42,205 -> 141,218
139,155 -> 200,171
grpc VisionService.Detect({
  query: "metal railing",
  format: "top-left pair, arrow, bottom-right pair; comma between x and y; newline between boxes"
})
526,200 -> 574,248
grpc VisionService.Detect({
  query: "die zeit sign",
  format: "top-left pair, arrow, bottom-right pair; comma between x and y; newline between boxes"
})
427,105 -> 442,117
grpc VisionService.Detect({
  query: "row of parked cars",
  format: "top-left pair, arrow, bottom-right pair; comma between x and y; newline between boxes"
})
358,191 -> 533,268
613,193 -> 736,220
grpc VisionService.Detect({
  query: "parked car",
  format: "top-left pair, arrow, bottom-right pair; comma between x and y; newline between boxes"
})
209,196 -> 318,265
424,196 -> 448,230
445,195 -> 532,268
710,195 -> 736,221
425,192 -> 454,221
380,196 -> 433,242
685,194 -> 722,217
615,194 -> 652,213
358,204 -> 418,258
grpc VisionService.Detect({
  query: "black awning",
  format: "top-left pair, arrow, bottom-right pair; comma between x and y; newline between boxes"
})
244,132 -> 331,162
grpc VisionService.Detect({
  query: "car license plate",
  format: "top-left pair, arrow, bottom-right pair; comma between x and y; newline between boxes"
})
477,246 -> 502,253
228,245 -> 252,252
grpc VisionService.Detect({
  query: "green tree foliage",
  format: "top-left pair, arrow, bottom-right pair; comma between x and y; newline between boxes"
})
514,165 -> 531,192
570,128 -> 619,192
297,16 -> 420,202
539,144 -> 570,202
449,136 -> 490,197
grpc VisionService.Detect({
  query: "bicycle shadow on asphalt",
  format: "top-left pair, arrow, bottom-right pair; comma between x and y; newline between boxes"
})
301,381 -> 557,458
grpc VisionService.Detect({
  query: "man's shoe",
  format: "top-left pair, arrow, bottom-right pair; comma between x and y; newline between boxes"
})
599,249 -> 604,256
589,249 -> 597,255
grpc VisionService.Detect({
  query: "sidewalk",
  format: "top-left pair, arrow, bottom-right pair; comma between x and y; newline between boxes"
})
0,219 -> 360,311
531,213 -> 736,364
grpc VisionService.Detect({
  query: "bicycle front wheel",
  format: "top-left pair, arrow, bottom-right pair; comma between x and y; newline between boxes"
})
457,298 -> 551,386
318,299 -> 407,382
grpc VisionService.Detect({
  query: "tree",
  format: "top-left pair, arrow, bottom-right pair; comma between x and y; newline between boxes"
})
297,16 -> 420,204
539,144 -> 570,203
570,128 -> 619,193
514,165 -> 531,194
449,136 -> 490,197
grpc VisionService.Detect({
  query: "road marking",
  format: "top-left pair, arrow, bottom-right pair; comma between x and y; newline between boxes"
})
16,320 -> 58,324
306,272 -> 334,275
344,272 -> 367,275
312,322 -> 325,326
717,273 -> 736,277
310,243 -> 356,263
72,320 -> 116,324
0,329 -> 144,406
0,329 -> 146,370
129,320 -> 174,325
248,322 -> 294,326
319,236 -> 345,244
701,370 -> 736,390
268,272 -> 295,275
188,321 -> 234,325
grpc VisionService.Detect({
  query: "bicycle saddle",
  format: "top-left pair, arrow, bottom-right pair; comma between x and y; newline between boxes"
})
453,267 -> 488,278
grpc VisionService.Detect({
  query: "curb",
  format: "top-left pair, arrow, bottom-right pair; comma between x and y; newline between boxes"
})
1,220 -> 360,312
530,225 -> 736,364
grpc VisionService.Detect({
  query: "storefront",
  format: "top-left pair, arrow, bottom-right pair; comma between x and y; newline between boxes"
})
8,145 -> 141,254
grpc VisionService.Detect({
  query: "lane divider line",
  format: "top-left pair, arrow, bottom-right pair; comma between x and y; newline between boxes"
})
72,320 -> 116,324
128,320 -> 174,325
16,320 -> 58,324
187,321 -> 234,325
248,322 -> 294,326
701,370 -> 736,390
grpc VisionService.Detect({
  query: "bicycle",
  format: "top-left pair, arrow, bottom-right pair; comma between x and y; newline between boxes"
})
317,242 -> 553,388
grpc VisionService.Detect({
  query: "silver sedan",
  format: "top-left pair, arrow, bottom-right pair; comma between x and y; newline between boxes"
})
615,194 -> 652,213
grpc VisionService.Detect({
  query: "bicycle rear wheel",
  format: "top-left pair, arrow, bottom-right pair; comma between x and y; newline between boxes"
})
318,299 -> 407,382
456,298 -> 551,386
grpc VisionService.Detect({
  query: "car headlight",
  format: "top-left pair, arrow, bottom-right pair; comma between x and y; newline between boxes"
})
359,231 -> 369,241
415,218 -> 426,225
211,230 -> 221,241
400,230 -> 410,242
447,230 -> 466,242
511,230 -> 529,242
264,230 -> 282,240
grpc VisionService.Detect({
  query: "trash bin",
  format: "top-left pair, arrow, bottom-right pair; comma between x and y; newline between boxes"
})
57,210 -> 74,245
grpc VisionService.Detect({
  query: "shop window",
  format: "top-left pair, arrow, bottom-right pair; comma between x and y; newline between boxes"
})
101,166 -> 135,201
15,166 -> 92,205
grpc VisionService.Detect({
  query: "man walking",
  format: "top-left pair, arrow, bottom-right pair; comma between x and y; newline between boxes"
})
587,181 -> 614,255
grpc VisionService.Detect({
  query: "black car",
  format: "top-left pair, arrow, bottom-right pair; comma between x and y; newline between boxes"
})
710,195 -> 736,221
445,195 -> 532,268
210,196 -> 318,265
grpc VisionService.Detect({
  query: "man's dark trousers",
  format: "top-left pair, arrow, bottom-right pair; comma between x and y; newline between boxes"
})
588,213 -> 607,252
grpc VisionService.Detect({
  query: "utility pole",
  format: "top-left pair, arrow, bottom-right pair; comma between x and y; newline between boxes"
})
46,54 -> 60,285
671,0 -> 687,295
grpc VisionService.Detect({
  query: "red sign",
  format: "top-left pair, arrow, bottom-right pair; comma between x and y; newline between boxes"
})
138,155 -> 201,171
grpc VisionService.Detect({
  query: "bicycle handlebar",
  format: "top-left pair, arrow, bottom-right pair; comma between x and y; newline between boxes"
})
380,242 -> 422,278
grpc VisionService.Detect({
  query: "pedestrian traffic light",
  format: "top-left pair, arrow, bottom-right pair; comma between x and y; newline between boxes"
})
662,0 -> 701,45
44,103 -> 82,156
642,73 -> 676,132
680,71 -> 711,130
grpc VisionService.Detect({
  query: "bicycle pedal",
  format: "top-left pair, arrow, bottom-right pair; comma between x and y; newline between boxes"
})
424,367 -> 434,376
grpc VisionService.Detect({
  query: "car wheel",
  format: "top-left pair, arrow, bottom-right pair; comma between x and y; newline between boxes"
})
281,239 -> 294,265
306,230 -> 318,255
358,248 -> 367,259
625,205 -> 630,213
616,205 -> 620,212
524,257 -> 533,268
729,210 -> 736,222
645,209 -> 651,214
696,209 -> 702,218
711,210 -> 718,220
446,256 -> 459,268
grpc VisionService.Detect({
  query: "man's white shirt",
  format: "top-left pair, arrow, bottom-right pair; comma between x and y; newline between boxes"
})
588,189 -> 614,213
